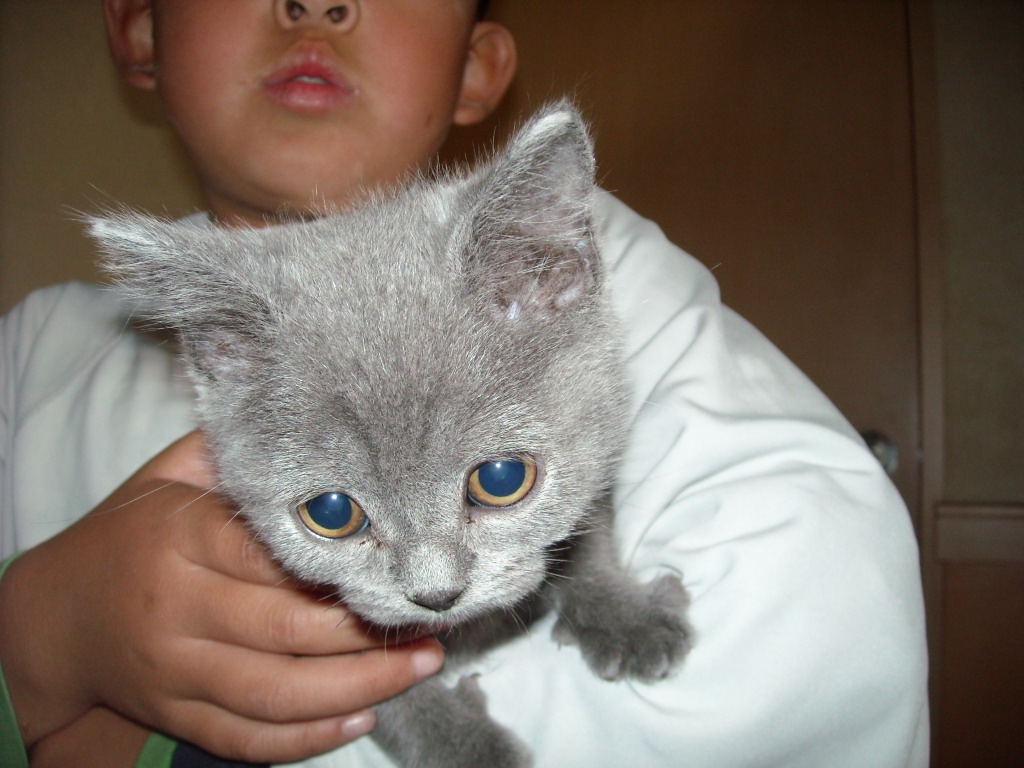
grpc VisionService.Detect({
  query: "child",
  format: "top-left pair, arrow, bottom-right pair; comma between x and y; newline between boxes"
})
0,1 -> 929,766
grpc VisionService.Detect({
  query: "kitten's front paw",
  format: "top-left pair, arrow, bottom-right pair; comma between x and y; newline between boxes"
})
374,675 -> 533,768
448,676 -> 534,768
553,573 -> 694,682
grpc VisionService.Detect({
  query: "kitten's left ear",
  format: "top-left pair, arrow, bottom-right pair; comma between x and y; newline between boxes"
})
467,100 -> 601,318
88,211 -> 277,382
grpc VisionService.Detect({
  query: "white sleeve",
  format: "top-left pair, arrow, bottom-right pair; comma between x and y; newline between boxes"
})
589,192 -> 929,767
0,282 -> 196,557
308,193 -> 928,768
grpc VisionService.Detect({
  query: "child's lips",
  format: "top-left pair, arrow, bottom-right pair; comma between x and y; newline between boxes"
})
263,58 -> 355,113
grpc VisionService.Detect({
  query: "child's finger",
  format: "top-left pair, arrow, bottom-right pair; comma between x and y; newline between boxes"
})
105,472 -> 285,588
111,481 -> 389,655
166,701 -> 378,765
173,636 -> 443,727
136,429 -> 220,490
171,486 -> 287,586
187,571 -> 386,656
29,707 -> 156,768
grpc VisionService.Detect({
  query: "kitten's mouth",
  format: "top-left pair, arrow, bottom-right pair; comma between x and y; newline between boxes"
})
348,595 -> 501,638
367,617 -> 462,641
361,604 -> 479,635
350,582 -> 552,641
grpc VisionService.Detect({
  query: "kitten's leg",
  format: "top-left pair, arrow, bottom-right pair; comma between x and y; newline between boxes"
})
551,496 -> 694,681
373,676 -> 533,768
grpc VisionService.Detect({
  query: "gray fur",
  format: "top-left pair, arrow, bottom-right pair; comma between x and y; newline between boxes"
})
91,101 -> 692,768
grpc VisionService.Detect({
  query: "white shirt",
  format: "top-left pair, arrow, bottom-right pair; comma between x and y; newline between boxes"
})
0,192 -> 928,767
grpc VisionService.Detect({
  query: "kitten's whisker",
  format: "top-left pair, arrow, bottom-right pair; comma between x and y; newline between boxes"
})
86,478 -> 227,521
83,479 -> 178,517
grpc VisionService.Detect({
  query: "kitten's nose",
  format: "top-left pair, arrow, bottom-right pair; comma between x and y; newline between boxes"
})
409,588 -> 465,613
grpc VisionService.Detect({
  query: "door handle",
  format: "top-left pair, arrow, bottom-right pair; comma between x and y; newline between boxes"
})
859,430 -> 899,477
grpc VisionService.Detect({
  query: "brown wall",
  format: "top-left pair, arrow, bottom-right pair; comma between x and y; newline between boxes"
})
0,0 -> 202,314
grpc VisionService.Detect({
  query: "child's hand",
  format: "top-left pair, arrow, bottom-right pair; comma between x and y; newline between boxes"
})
0,432 -> 444,763
29,707 -> 151,768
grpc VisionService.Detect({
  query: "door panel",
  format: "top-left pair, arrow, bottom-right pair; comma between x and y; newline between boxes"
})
937,561 -> 1024,767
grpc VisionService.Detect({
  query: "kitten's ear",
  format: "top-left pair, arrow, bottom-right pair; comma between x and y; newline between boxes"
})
467,100 -> 600,318
88,212 -> 275,381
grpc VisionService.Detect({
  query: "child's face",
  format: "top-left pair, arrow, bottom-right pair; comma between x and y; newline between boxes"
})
121,1 -> 504,225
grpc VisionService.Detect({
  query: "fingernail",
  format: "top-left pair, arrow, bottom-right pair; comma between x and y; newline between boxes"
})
342,709 -> 376,739
411,645 -> 445,679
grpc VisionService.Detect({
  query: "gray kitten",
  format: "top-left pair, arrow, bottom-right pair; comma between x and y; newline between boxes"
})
90,102 -> 692,768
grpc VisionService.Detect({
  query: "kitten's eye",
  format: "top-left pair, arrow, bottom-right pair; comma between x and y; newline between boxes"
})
466,457 -> 537,507
298,492 -> 368,538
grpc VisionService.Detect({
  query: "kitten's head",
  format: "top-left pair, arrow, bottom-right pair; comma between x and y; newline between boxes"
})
91,102 -> 630,630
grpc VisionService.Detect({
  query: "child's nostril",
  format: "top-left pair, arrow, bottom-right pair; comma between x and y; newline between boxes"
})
326,5 -> 349,24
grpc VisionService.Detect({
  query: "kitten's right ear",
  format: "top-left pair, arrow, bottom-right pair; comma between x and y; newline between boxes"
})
88,211 -> 275,382
466,100 -> 601,320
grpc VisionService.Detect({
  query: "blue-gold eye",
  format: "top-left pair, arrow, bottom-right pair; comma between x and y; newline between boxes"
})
298,492 -> 368,539
466,457 -> 537,508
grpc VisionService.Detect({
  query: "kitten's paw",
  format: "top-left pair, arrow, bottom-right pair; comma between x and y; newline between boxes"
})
447,676 -> 534,768
375,675 -> 533,768
553,573 -> 694,682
